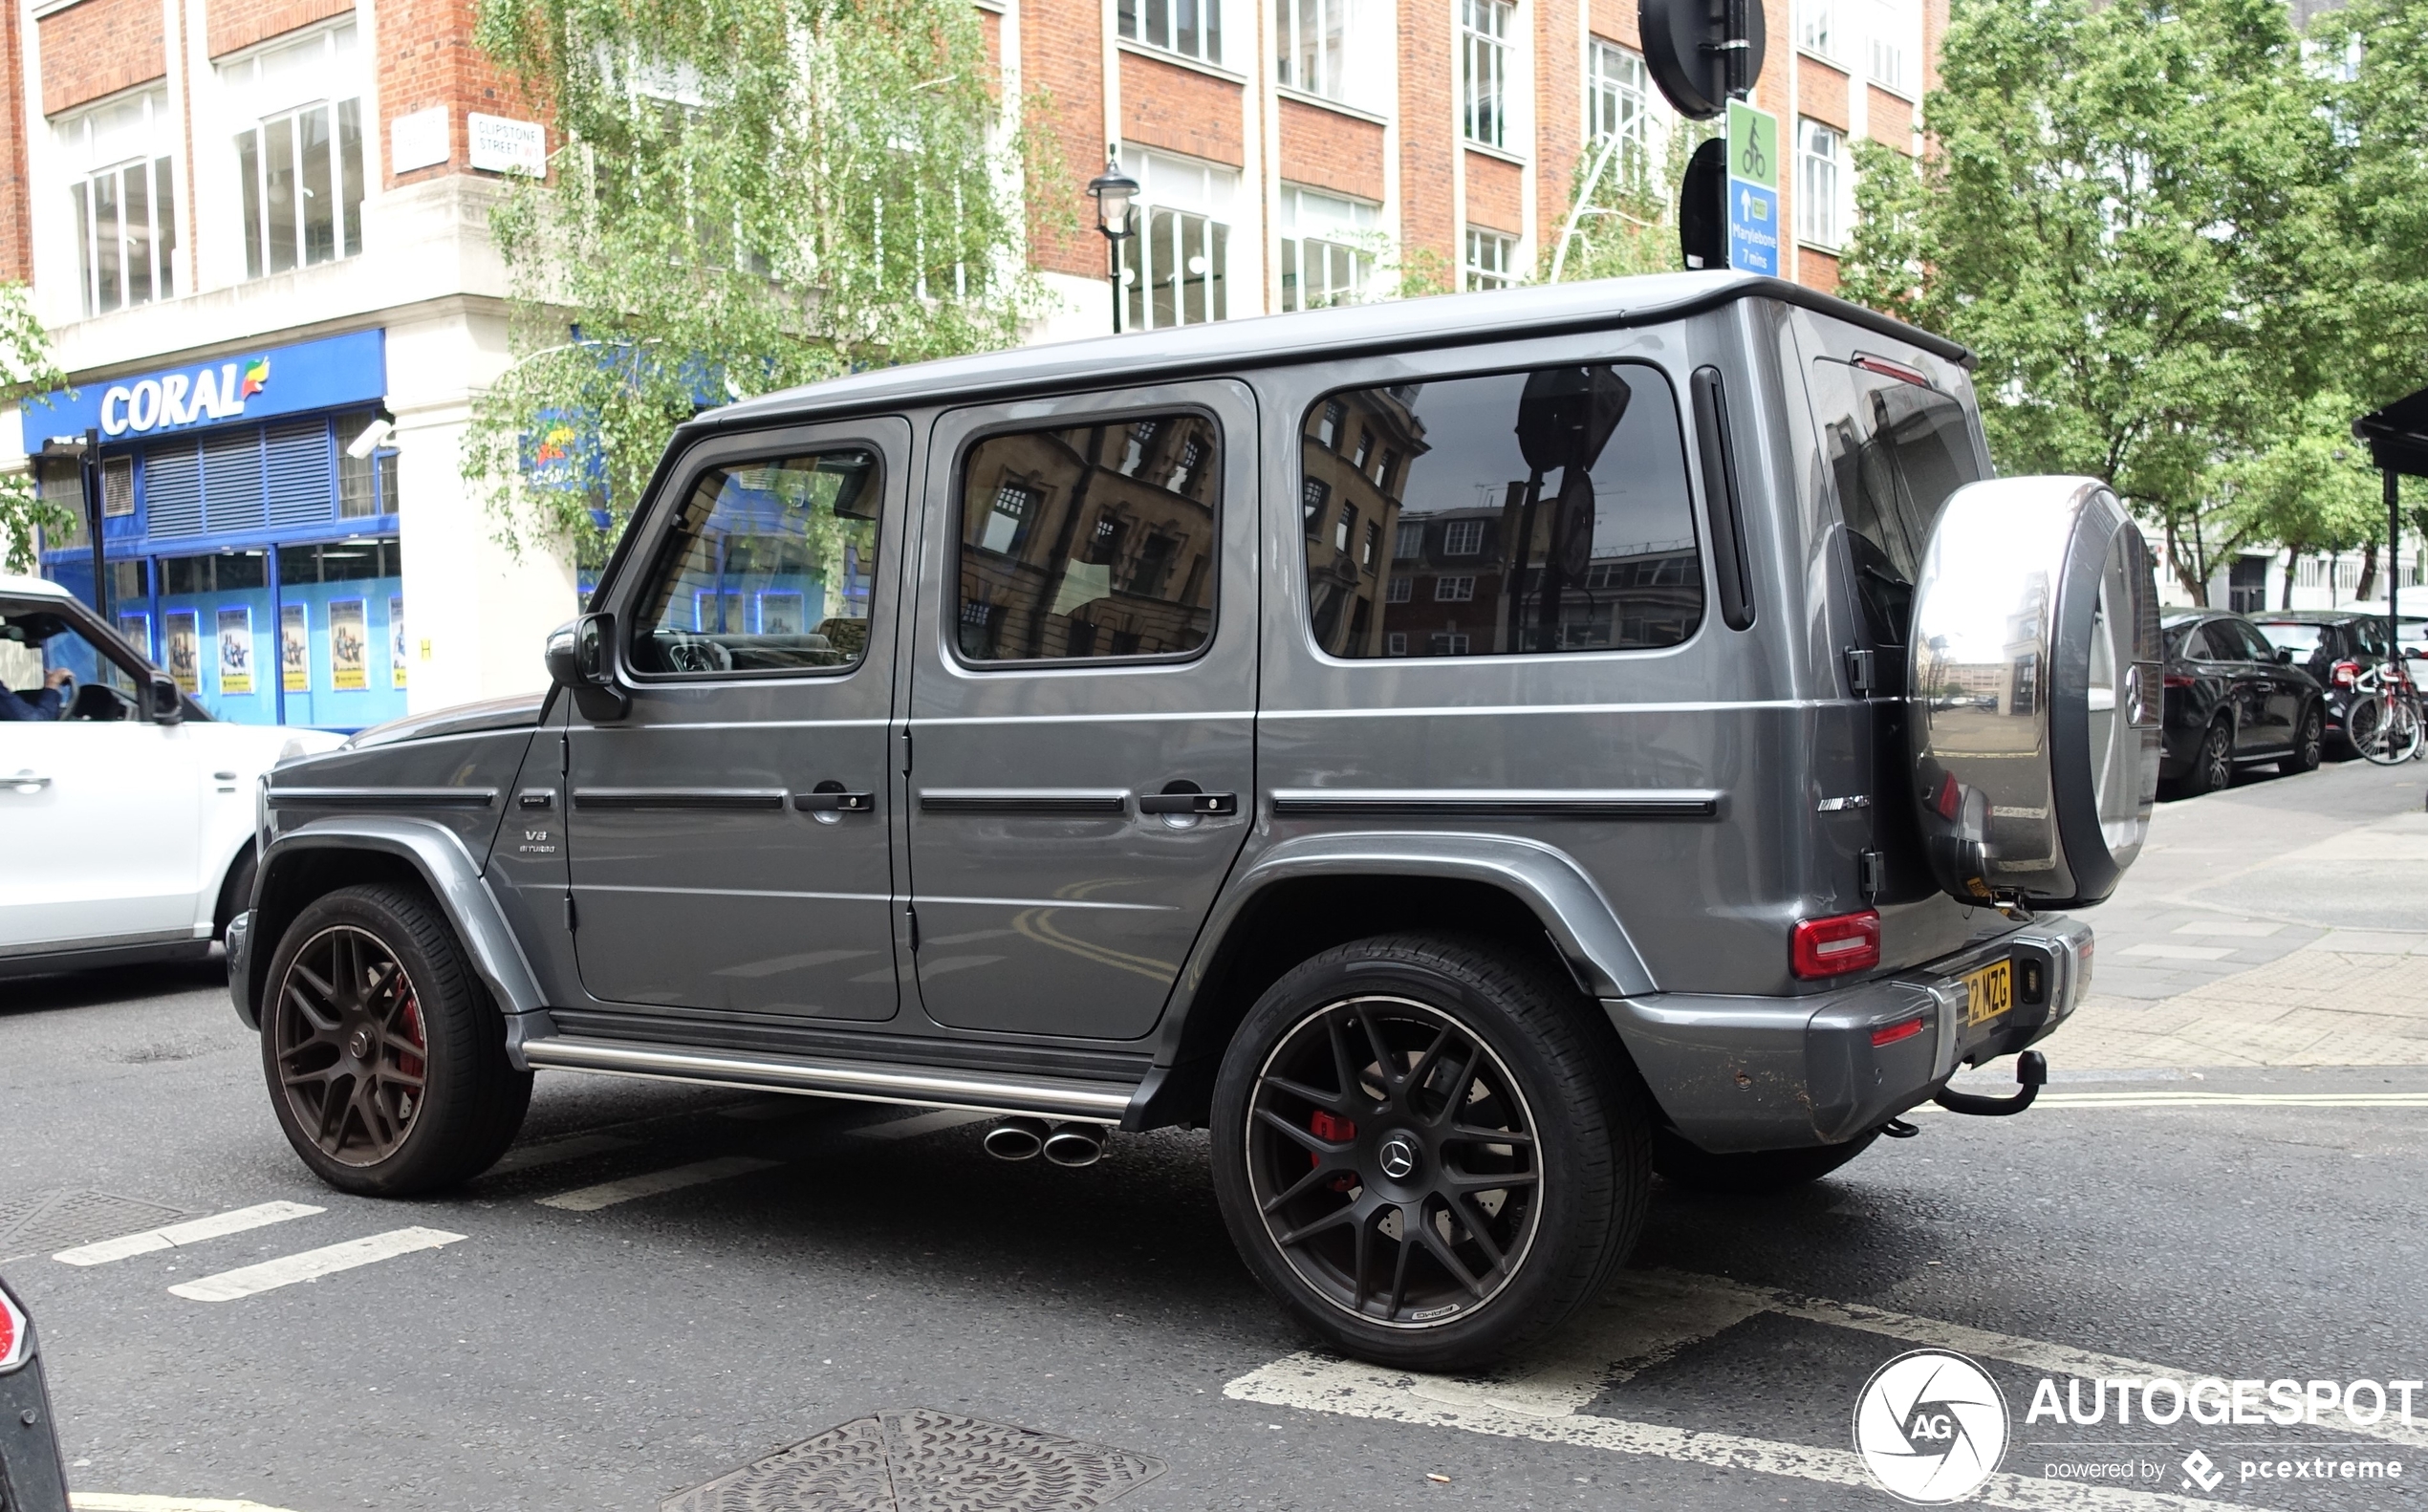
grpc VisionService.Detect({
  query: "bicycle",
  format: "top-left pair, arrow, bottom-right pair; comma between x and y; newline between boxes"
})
2344,659 -> 2424,765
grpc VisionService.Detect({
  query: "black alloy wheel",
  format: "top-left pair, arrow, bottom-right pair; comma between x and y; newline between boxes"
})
2291,703 -> 2324,773
273,923 -> 430,1165
1245,995 -> 1542,1328
261,884 -> 531,1195
1211,934 -> 1648,1371
2182,721 -> 2232,796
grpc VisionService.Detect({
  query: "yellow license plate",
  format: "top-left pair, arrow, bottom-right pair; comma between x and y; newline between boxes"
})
1963,960 -> 2013,1027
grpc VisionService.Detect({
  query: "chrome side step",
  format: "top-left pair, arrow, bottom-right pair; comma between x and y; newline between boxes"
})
518,1036 -> 1136,1125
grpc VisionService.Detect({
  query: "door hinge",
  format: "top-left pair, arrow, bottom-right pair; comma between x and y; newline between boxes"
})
1845,647 -> 1878,698
564,895 -> 578,933
1858,849 -> 1887,902
905,903 -> 920,953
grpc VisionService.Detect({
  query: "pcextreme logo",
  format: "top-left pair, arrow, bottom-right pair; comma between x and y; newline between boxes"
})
1853,1350 -> 2010,1504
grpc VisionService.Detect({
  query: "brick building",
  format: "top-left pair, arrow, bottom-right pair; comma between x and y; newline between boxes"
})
0,0 -> 1939,725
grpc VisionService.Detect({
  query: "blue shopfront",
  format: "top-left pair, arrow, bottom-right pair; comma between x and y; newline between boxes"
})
23,330 -> 406,729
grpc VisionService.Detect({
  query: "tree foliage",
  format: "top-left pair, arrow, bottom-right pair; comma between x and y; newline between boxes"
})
1838,0 -> 2380,602
1541,123 -> 1716,284
0,285 -> 69,574
466,0 -> 1058,566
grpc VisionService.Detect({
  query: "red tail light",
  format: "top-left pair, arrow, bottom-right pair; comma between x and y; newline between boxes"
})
1792,910 -> 1882,979
0,1285 -> 25,1372
2331,660 -> 2359,688
1871,1015 -> 1927,1048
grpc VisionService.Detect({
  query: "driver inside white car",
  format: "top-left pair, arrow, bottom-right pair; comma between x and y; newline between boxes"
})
0,665 -> 71,721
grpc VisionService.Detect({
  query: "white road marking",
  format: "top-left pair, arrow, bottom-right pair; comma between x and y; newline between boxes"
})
167,1227 -> 465,1302
1226,1351 -> 2260,1511
484,1133 -> 639,1175
54,1202 -> 323,1266
851,1109 -> 997,1141
72,1497 -> 302,1512
535,1156 -> 780,1211
1922,1091 -> 2428,1112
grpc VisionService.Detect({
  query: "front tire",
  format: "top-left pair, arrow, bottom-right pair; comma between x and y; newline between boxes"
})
1653,1127 -> 1879,1193
2287,703 -> 2324,773
259,884 -> 531,1195
1209,934 -> 1650,1372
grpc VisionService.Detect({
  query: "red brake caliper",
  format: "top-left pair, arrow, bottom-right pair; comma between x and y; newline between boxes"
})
1310,1111 -> 1357,1190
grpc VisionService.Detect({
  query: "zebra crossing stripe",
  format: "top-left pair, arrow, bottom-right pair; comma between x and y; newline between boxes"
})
54,1202 -> 325,1266
167,1227 -> 466,1302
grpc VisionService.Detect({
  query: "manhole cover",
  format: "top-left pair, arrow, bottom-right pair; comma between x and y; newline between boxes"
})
665,1408 -> 1164,1512
0,1190 -> 186,1259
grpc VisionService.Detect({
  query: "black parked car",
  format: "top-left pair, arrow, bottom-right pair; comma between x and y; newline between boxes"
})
2249,610 -> 2408,757
2159,609 -> 2327,794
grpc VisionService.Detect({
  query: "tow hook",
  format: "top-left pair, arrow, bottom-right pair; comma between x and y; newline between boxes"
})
1932,1050 -> 2049,1116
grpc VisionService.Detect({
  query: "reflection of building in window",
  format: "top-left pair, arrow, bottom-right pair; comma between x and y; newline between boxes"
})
1305,365 -> 1705,659
957,414 -> 1221,661
1304,383 -> 1428,657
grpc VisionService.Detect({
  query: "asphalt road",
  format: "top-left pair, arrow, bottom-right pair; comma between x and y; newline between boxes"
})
4,756 -> 2425,1512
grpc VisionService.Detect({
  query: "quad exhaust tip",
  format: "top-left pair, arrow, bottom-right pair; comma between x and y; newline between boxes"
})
982,1117 -> 1107,1167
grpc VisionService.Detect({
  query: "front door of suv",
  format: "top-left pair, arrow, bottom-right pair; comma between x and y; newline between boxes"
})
563,421 -> 907,1024
902,383 -> 1258,1040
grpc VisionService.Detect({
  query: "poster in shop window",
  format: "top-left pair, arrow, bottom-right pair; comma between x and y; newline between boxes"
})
281,604 -> 311,692
216,607 -> 255,696
389,597 -> 408,689
164,611 -> 200,694
117,614 -> 151,660
328,599 -> 368,691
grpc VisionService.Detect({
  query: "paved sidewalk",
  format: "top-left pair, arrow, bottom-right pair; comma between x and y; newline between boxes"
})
2042,761 -> 2428,1070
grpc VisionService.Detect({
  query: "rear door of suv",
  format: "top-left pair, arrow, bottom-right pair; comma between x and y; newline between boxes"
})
900,382 -> 1259,1041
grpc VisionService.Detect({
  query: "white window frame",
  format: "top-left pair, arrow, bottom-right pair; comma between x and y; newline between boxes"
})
1796,118 -> 1844,248
1279,185 -> 1379,312
53,88 -> 179,319
219,22 -> 370,282
1867,0 -> 1912,95
1587,39 -> 1652,153
1461,0 -> 1513,148
1119,0 -> 1225,68
1435,575 -> 1477,602
1278,0 -> 1351,99
1442,518 -> 1485,555
1120,147 -> 1239,330
1800,0 -> 1837,59
1463,227 -> 1514,290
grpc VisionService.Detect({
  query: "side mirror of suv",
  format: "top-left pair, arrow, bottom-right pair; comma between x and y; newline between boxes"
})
547,613 -> 629,722
147,673 -> 183,724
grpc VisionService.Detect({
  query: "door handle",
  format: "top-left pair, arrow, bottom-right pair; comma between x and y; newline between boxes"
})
794,788 -> 877,813
1138,790 -> 1237,816
7,770 -> 52,792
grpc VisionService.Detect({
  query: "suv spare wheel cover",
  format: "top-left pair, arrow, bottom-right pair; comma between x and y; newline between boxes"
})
1907,476 -> 2161,909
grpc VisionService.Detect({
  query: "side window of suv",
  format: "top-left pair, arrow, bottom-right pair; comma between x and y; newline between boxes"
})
1302,362 -> 1701,659
955,413 -> 1220,662
628,450 -> 881,676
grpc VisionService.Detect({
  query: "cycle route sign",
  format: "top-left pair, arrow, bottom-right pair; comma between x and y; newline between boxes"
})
1726,99 -> 1781,275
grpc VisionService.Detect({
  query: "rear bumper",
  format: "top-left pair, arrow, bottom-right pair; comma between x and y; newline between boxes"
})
1605,916 -> 2092,1154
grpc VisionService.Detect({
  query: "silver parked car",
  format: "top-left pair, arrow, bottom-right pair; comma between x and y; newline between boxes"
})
230,271 -> 2161,1369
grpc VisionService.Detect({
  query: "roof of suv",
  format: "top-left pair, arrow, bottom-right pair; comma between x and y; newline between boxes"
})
703,271 -> 1975,434
2249,609 -> 2387,624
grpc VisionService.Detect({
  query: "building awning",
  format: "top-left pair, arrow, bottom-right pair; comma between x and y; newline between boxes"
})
2353,385 -> 2428,479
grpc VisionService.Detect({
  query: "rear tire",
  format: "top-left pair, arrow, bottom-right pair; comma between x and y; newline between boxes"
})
1652,1127 -> 1879,1193
2179,720 -> 2231,796
259,883 -> 531,1195
1209,933 -> 1650,1372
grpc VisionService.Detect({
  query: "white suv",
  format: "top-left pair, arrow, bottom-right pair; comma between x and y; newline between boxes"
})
0,572 -> 343,977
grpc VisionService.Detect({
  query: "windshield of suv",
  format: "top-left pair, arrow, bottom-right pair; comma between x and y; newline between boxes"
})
1810,358 -> 1984,646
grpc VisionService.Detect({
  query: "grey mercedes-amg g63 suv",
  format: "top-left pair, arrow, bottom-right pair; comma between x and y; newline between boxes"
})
230,271 -> 2160,1369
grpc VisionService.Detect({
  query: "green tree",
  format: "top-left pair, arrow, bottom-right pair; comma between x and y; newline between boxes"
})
1838,0 -> 2346,603
466,0 -> 1059,567
0,284 -> 69,574
1541,122 -> 1716,284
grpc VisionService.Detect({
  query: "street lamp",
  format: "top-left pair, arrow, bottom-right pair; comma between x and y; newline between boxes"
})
1087,147 -> 1139,334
